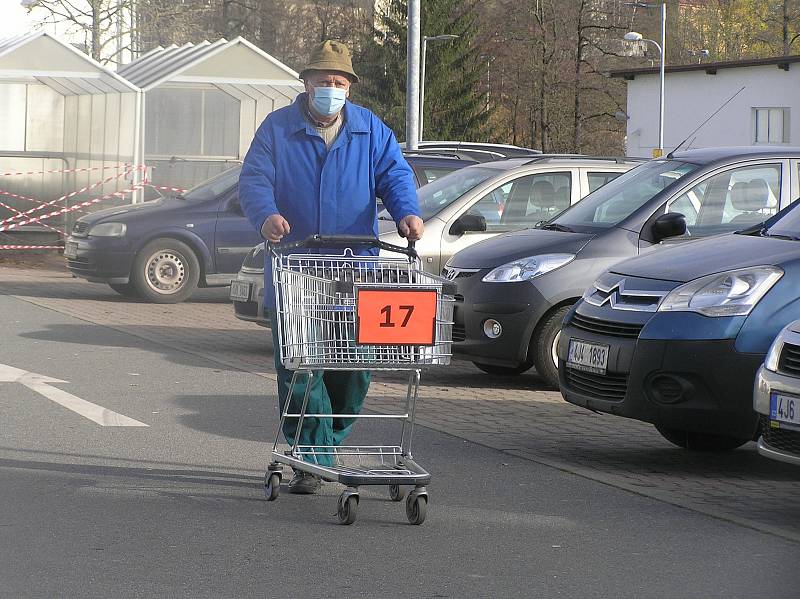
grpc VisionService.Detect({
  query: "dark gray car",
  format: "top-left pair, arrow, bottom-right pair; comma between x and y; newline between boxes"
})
447,146 -> 800,387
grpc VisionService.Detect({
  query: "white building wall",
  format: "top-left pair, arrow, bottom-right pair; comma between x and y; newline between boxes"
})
625,64 -> 800,158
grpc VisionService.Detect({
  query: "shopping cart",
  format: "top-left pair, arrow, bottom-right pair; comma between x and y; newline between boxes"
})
263,234 -> 454,525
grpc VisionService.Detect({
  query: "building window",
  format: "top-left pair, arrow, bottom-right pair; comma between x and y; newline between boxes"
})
146,87 -> 240,158
753,107 -> 789,144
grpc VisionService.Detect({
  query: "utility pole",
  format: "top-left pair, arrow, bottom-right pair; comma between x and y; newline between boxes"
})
406,0 -> 420,150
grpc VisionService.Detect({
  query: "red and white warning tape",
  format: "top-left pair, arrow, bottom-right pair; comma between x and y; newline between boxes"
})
1,164 -> 146,178
0,245 -> 64,250
0,184 -> 144,232
0,199 -> 63,236
0,170 -> 133,227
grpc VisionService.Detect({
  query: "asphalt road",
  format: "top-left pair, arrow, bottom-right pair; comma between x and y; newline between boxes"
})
0,292 -> 797,598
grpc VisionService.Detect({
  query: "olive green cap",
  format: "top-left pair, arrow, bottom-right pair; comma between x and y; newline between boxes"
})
300,40 -> 359,83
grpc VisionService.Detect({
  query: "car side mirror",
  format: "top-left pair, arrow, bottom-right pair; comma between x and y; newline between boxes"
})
449,213 -> 487,236
652,212 -> 687,242
227,198 -> 243,215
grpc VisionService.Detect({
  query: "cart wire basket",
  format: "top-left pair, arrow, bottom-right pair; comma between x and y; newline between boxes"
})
264,235 -> 455,525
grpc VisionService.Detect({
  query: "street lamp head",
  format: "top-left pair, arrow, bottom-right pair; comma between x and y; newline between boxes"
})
623,31 -> 644,42
424,34 -> 460,42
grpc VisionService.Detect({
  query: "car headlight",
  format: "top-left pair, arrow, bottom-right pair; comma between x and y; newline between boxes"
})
658,266 -> 783,317
89,222 -> 127,237
482,253 -> 575,283
763,333 -> 786,373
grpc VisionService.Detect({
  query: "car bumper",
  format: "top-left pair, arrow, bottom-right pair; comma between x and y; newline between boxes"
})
64,236 -> 133,284
754,366 -> 800,465
558,310 -> 762,439
451,273 -> 548,368
231,268 -> 268,326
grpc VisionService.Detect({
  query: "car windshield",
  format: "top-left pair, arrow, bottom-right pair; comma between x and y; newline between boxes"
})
379,166 -> 499,221
549,159 -> 698,231
755,199 -> 800,240
180,165 -> 242,201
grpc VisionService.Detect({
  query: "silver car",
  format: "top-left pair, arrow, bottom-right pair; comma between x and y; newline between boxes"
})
231,156 -> 641,326
380,156 -> 642,274
755,319 -> 800,465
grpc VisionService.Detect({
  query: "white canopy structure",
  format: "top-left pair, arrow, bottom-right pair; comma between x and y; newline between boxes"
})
0,31 -> 141,235
118,36 -> 303,190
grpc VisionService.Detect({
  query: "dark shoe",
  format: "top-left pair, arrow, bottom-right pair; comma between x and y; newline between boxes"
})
288,470 -> 322,495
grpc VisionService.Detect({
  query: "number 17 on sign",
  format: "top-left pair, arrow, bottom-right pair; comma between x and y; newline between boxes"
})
357,288 -> 438,346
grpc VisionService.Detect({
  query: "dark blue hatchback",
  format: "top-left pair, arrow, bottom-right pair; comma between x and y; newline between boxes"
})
559,201 -> 800,450
64,153 -> 475,303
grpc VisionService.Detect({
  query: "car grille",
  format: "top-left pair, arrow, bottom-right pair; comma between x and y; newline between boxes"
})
564,368 -> 628,401
570,313 -> 644,339
778,342 -> 800,377
761,416 -> 800,457
452,323 -> 466,342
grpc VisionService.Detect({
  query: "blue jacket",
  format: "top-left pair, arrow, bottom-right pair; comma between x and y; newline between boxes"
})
239,94 -> 419,307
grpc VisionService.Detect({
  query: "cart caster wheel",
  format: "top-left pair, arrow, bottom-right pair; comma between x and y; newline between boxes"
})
337,493 -> 359,525
265,472 -> 281,501
389,484 -> 405,502
406,494 -> 427,525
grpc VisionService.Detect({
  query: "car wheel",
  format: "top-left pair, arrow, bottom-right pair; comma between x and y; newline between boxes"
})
472,361 -> 533,376
531,305 -> 571,389
108,283 -> 139,298
131,238 -> 200,304
654,425 -> 751,451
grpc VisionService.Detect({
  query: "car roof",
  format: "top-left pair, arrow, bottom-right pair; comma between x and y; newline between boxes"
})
461,154 -> 643,172
670,146 -> 800,163
403,153 -> 477,167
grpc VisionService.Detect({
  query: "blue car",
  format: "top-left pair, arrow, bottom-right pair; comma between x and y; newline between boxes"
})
558,199 -> 800,451
63,153 -> 475,303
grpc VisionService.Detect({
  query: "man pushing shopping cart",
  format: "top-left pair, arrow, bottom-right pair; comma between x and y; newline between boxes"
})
238,40 -> 433,522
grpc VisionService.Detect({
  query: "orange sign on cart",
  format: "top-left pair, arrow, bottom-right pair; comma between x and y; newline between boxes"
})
356,288 -> 438,346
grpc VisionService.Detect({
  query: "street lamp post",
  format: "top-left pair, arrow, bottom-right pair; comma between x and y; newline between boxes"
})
419,34 -> 459,144
624,0 -> 666,158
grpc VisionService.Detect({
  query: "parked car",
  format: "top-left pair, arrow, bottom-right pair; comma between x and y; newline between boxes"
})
558,193 -> 800,450
232,155 -> 639,325
754,319 -> 800,465
64,153 -> 474,304
446,146 -> 800,387
400,141 -> 542,162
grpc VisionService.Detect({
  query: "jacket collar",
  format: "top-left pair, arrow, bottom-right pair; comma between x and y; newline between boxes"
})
289,93 -> 368,137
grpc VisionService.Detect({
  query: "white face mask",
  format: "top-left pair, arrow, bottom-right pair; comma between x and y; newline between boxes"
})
311,86 -> 347,116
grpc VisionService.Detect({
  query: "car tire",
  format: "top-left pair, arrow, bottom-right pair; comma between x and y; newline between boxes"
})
108,283 -> 140,298
654,425 -> 752,451
472,361 -> 533,376
532,305 -> 571,389
131,238 -> 200,304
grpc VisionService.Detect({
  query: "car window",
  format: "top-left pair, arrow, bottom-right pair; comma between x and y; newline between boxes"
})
420,167 -> 460,185
666,164 -> 781,235
410,166 -> 499,221
552,160 -> 698,232
587,171 -> 623,193
467,172 -> 572,232
181,165 -> 242,201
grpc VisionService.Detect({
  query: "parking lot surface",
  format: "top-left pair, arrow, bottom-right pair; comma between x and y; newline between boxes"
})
2,263 -> 799,544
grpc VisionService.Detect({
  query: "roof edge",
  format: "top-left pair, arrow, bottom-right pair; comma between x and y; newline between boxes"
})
609,54 -> 800,78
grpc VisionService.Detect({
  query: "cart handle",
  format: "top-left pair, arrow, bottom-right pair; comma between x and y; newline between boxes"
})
270,234 -> 417,258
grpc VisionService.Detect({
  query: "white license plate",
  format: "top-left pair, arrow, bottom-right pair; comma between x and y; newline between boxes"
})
229,280 -> 252,302
770,392 -> 800,428
567,338 -> 609,375
64,241 -> 78,259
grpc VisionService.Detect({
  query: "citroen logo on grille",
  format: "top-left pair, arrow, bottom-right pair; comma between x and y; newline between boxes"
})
584,279 -> 666,312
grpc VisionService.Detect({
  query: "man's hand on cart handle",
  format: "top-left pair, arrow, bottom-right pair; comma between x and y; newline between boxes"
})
398,215 -> 424,242
262,214 -> 291,242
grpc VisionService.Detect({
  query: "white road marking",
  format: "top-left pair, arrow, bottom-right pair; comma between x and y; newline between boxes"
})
0,363 -> 148,427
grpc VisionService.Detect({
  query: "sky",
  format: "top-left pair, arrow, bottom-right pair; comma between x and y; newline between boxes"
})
0,0 -> 77,41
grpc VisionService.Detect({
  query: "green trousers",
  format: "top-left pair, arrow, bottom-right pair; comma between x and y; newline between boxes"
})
270,316 -> 371,466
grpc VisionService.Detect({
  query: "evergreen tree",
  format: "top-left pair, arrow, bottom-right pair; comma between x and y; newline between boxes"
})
352,0 -> 490,143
